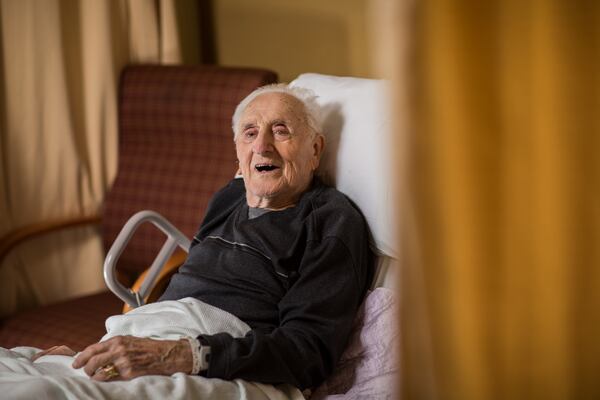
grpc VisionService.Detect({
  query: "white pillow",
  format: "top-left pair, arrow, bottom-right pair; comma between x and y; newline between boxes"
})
290,74 -> 399,259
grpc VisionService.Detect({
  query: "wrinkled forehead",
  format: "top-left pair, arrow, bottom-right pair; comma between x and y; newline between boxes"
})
240,92 -> 308,126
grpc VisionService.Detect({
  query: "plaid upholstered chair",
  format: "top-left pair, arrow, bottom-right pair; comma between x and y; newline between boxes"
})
0,65 -> 277,350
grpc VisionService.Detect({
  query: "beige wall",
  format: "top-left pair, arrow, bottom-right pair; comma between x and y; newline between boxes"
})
214,0 -> 374,82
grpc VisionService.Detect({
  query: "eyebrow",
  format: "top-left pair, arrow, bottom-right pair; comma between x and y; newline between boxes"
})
242,122 -> 257,131
242,119 -> 289,131
271,119 -> 288,126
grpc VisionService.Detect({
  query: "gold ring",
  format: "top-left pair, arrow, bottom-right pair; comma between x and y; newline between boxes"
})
100,363 -> 120,379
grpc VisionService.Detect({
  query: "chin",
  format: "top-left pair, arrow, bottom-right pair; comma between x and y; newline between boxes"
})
247,184 -> 281,199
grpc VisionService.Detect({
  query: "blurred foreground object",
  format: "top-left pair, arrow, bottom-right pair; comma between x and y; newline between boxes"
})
401,1 -> 600,399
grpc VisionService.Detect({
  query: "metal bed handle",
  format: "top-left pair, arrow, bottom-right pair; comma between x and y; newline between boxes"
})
103,210 -> 191,309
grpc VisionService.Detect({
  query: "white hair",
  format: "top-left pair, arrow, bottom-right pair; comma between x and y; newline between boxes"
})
231,83 -> 323,140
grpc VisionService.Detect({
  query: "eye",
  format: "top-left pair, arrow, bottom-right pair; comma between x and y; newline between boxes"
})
273,124 -> 290,139
243,129 -> 257,141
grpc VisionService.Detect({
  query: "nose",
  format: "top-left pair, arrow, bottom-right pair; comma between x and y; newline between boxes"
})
252,130 -> 274,155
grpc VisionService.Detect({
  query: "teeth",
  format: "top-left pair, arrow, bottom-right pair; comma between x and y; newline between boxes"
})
255,164 -> 278,172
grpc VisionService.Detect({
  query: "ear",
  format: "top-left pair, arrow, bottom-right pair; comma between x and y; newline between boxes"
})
311,134 -> 326,170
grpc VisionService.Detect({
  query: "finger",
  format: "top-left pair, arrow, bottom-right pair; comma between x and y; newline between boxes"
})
31,345 -> 59,361
91,362 -> 122,382
72,341 -> 110,369
51,345 -> 77,357
83,352 -> 116,377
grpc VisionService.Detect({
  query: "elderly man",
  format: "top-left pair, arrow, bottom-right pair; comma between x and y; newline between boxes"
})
36,84 -> 372,391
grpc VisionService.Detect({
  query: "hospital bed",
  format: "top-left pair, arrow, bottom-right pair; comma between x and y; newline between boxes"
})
0,67 -> 399,399
103,72 -> 400,398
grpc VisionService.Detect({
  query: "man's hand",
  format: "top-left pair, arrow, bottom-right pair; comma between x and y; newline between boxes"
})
31,345 -> 77,361
72,335 -> 193,381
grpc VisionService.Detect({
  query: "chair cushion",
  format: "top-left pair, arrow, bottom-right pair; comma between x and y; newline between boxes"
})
0,291 -> 122,351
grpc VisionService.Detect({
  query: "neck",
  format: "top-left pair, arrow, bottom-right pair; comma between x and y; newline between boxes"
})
246,195 -> 299,210
246,178 -> 314,210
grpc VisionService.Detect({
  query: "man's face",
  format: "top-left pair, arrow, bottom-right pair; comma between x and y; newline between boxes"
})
235,92 -> 324,209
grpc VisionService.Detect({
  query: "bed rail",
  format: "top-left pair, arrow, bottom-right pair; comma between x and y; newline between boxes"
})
103,210 -> 191,308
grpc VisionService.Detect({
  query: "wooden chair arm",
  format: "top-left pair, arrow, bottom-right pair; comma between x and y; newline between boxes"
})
122,248 -> 188,313
0,215 -> 102,267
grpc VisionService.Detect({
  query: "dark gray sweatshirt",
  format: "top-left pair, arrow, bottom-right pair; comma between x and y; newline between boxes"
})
160,177 -> 372,389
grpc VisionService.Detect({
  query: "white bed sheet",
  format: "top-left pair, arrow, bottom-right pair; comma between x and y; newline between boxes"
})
0,298 -> 304,400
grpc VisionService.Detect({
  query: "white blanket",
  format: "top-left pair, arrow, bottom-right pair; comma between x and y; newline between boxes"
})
0,298 -> 304,400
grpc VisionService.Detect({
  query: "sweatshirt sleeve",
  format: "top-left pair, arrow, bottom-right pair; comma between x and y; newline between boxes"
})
197,235 -> 370,389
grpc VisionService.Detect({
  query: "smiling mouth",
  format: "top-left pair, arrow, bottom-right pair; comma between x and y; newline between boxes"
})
255,163 -> 280,173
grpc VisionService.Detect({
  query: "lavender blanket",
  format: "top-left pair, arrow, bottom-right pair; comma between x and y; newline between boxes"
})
312,288 -> 399,399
